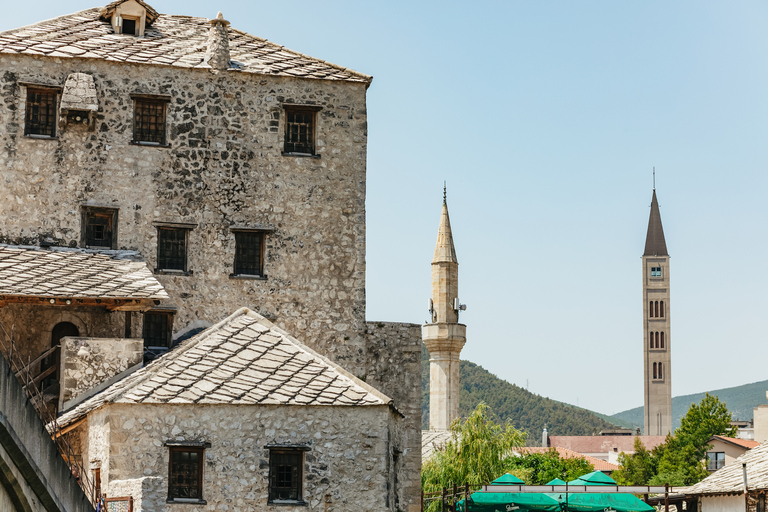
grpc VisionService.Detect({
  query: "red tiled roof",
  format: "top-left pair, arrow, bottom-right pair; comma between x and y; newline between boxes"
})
515,447 -> 619,472
709,436 -> 759,450
548,435 -> 666,454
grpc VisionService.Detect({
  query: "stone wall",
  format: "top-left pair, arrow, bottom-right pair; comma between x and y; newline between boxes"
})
76,403 -> 401,512
365,321 -> 423,512
0,304 -> 129,366
0,350 -> 95,512
59,337 -> 143,410
0,54 -> 368,377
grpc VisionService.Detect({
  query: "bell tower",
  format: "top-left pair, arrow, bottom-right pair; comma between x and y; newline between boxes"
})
423,187 -> 467,431
642,188 -> 672,435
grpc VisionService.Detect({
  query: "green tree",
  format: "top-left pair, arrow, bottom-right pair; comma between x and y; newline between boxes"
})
506,449 -> 594,484
421,403 -> 526,494
615,393 -> 736,486
613,437 -> 656,485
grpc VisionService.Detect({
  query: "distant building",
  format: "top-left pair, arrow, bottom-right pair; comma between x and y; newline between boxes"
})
546,434 -> 666,466
705,436 -> 758,472
686,440 -> 766,512
642,189 -> 672,435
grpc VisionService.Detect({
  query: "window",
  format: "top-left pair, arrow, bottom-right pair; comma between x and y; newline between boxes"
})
655,301 -> 659,318
143,310 -> 174,350
82,207 -> 117,249
649,301 -> 654,318
655,332 -> 659,348
133,97 -> 168,144
649,333 -> 653,349
232,230 -> 265,277
268,448 -> 305,504
660,332 -> 665,349
283,105 -> 321,156
93,468 -> 101,502
157,227 -> 189,272
706,451 -> 725,471
25,88 -> 58,137
653,362 -> 657,379
658,362 -> 663,380
122,17 -> 137,35
651,266 -> 662,277
660,301 -> 664,318
168,446 -> 204,502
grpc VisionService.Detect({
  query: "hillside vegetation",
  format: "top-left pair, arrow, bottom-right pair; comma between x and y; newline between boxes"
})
421,345 -> 618,442
612,379 -> 768,432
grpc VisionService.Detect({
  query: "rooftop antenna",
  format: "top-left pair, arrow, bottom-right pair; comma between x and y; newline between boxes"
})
653,167 -> 656,190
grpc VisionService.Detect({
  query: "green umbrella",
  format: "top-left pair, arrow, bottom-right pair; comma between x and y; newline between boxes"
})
555,472 -> 654,512
456,474 -> 561,512
545,479 -> 567,486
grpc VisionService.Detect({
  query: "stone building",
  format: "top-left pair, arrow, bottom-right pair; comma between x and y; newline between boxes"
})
642,189 -> 672,435
57,308 -> 407,511
0,1 -> 422,510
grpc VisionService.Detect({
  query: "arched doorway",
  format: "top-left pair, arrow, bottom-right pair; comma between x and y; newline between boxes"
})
40,322 -> 79,411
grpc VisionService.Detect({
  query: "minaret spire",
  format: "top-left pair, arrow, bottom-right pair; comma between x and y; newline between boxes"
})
423,186 -> 467,431
643,190 -> 668,257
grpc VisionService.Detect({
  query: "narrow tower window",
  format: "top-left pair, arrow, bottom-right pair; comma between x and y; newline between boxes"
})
649,301 -> 654,318
660,332 -> 665,348
653,362 -> 657,379
655,301 -> 659,317
659,362 -> 663,380
660,301 -> 664,317
649,333 -> 653,348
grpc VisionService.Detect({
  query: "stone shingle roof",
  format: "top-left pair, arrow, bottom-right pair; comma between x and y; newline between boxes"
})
0,245 -> 167,300
687,440 -> 768,495
0,5 -> 372,83
422,429 -> 454,460
57,308 -> 392,426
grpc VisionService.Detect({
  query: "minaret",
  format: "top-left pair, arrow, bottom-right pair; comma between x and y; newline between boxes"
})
423,187 -> 467,431
642,188 -> 672,435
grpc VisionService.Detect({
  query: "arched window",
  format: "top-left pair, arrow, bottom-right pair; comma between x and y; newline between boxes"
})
655,332 -> 659,348
655,301 -> 659,317
660,332 -> 665,348
650,301 -> 654,318
659,362 -> 663,380
653,362 -> 657,379
660,301 -> 665,317
649,332 -> 653,348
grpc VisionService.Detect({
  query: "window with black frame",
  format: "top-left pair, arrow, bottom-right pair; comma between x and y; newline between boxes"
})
233,230 -> 264,276
157,227 -> 188,272
268,450 -> 303,503
706,451 -> 725,471
168,446 -> 204,501
283,105 -> 321,155
142,311 -> 174,350
83,207 -> 117,249
25,88 -> 58,137
133,97 -> 167,144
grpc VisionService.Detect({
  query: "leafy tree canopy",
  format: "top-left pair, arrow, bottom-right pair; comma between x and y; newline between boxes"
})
614,393 -> 736,487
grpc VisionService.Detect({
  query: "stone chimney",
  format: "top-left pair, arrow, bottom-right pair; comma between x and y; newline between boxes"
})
205,11 -> 231,71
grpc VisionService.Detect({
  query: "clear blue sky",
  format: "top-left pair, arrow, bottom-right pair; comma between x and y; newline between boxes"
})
5,1 -> 768,417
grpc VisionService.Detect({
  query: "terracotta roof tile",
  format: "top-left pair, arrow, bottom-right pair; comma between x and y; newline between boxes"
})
549,435 -> 667,454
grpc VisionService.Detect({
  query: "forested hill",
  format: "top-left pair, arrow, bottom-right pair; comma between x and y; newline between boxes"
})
611,379 -> 768,432
421,345 -> 618,443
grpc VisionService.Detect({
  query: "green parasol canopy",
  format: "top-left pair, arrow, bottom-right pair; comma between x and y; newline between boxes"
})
545,479 -> 567,486
554,472 -> 654,512
456,474 -> 561,512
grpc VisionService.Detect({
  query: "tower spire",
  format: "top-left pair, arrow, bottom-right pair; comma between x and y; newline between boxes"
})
433,187 -> 458,264
643,190 -> 668,257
